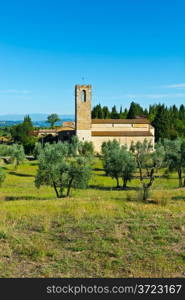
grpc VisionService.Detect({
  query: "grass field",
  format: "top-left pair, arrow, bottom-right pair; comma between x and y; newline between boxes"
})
0,158 -> 185,277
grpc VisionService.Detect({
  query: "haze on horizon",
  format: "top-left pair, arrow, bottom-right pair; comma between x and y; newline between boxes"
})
0,0 -> 184,115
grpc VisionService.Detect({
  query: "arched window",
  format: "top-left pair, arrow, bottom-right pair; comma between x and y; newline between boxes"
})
81,90 -> 86,102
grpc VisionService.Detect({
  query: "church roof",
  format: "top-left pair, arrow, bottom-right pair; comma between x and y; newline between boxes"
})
57,126 -> 74,132
91,131 -> 153,137
62,121 -> 75,128
92,118 -> 150,124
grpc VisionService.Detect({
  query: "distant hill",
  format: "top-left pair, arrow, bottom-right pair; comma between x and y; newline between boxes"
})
0,114 -> 74,122
0,114 -> 75,128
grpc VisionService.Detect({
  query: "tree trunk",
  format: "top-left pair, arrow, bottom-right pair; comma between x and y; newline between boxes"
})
178,168 -> 182,187
59,185 -> 65,198
67,177 -> 74,197
137,159 -> 143,181
116,177 -> 120,188
142,168 -> 154,201
143,184 -> 149,201
146,168 -> 150,177
122,178 -> 127,189
53,181 -> 60,198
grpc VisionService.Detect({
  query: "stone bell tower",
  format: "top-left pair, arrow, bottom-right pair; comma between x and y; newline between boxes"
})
75,84 -> 92,141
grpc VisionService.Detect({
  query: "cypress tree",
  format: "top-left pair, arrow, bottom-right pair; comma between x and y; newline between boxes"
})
127,102 -> 143,119
152,105 -> 171,141
111,105 -> 119,119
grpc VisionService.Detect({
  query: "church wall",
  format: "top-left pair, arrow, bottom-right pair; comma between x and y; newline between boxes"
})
91,136 -> 154,153
91,124 -> 150,132
76,130 -> 91,142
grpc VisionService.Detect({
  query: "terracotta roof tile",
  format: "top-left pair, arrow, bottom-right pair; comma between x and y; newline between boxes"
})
92,119 -> 150,124
91,131 -> 153,137
57,126 -> 75,131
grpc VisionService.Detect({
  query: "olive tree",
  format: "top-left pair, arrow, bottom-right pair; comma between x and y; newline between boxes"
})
0,144 -> 25,169
0,144 -> 9,156
163,138 -> 185,187
78,141 -> 94,158
120,147 -> 136,188
9,144 -> 25,169
101,140 -> 136,188
69,136 -> 94,159
69,136 -> 79,156
131,139 -> 165,201
101,139 -> 120,156
65,156 -> 92,196
35,142 -> 92,198
102,142 -> 122,188
33,142 -> 42,159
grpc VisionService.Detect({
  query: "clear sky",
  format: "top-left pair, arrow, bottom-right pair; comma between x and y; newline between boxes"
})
0,0 -> 184,115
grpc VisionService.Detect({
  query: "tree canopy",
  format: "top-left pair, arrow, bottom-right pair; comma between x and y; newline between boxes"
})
163,138 -> 185,187
10,115 -> 36,154
47,114 -> 61,128
101,140 -> 136,188
130,139 -> 165,201
35,141 -> 92,198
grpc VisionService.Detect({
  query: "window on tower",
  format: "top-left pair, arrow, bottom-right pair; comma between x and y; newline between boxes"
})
81,90 -> 86,102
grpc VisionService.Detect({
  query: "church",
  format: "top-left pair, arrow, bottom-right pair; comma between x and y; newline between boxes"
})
75,84 -> 155,152
36,84 -> 155,152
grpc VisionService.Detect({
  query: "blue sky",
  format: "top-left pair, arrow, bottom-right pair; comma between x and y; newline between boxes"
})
0,0 -> 184,115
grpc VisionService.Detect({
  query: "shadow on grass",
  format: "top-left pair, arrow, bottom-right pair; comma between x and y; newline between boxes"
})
93,168 -> 104,172
88,185 -> 114,191
9,171 -> 34,177
5,196 -> 50,201
113,196 -> 161,204
172,196 -> 185,201
30,162 -> 38,166
1,166 -> 10,170
89,185 -> 140,191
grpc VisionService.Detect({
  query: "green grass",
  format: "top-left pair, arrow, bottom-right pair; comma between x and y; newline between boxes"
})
0,158 -> 185,277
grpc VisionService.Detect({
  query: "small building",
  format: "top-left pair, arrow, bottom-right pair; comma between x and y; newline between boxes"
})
34,129 -> 57,137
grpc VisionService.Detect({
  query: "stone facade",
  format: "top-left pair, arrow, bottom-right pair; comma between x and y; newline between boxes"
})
91,135 -> 154,153
75,85 -> 155,152
75,85 -> 92,142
